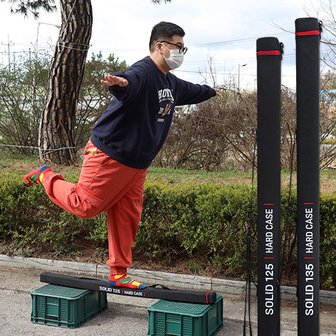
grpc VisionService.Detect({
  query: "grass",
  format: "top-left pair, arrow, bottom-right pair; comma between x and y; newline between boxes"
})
1,151 -> 336,194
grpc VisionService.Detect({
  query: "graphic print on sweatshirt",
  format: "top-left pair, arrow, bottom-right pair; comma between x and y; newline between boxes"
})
157,88 -> 175,122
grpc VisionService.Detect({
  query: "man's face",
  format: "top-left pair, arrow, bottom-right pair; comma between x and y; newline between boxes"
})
151,34 -> 187,72
157,35 -> 186,58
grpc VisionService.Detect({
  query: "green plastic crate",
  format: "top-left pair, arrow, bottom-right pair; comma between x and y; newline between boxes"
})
31,284 -> 107,328
148,294 -> 223,336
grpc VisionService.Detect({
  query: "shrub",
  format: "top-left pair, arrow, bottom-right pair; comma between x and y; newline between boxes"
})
0,173 -> 335,289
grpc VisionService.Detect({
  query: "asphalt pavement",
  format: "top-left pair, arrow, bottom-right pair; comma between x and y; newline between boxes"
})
0,256 -> 335,336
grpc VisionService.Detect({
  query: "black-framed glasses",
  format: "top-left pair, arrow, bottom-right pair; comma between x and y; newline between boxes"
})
159,41 -> 188,55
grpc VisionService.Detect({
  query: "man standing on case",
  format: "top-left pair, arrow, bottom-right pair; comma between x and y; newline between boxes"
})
23,21 -> 218,289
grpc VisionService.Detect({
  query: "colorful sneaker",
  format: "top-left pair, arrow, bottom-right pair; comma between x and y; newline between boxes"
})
22,165 -> 52,187
108,274 -> 147,289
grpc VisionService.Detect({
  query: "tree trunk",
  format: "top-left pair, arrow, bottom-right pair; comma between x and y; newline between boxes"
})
39,0 -> 92,164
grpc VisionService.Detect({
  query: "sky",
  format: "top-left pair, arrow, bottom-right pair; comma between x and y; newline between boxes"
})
0,0 -> 333,90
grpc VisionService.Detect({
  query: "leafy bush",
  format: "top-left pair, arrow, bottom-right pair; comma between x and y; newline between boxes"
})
320,195 -> 336,289
0,174 -> 94,255
0,173 -> 335,289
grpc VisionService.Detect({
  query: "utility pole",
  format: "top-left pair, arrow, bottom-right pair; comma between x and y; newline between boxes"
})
1,35 -> 15,72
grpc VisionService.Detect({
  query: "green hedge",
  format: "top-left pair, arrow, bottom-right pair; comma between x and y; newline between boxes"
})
138,182 -> 256,275
0,174 -> 335,289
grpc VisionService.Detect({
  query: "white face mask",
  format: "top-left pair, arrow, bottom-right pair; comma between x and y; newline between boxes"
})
162,45 -> 184,70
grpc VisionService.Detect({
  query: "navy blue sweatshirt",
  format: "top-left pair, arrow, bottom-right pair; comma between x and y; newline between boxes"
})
91,56 -> 216,169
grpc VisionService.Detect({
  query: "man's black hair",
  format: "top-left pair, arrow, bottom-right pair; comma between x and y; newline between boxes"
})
149,21 -> 185,51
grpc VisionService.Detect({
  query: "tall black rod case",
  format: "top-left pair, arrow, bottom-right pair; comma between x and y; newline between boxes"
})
256,37 -> 283,336
295,17 -> 322,336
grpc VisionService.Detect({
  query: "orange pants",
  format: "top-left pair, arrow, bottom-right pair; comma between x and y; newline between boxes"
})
41,140 -> 147,275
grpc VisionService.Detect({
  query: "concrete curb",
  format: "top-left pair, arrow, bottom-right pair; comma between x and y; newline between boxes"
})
1,254 -> 335,305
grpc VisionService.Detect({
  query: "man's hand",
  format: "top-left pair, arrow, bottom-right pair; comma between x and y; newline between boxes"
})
215,89 -> 222,97
101,74 -> 128,87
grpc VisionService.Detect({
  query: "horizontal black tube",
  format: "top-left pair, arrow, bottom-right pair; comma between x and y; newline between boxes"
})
40,272 -> 217,304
